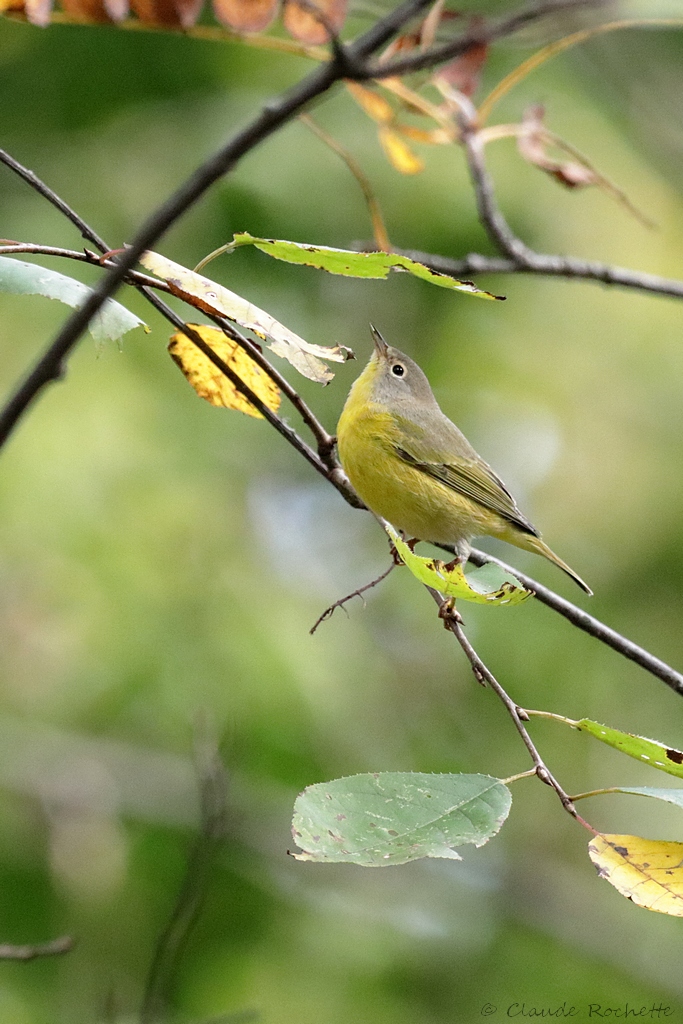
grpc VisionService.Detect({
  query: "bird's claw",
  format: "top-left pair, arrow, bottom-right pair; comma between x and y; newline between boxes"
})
438,597 -> 462,629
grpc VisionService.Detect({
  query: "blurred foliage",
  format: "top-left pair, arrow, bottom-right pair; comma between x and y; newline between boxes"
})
2,1 -> 683,1021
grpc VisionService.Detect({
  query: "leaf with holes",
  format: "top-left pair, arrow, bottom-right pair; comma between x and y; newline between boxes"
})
140,250 -> 352,383
574,720 -> 683,779
291,772 -> 511,866
228,233 -> 502,299
386,524 -> 532,606
589,834 -> 683,916
0,257 -> 145,344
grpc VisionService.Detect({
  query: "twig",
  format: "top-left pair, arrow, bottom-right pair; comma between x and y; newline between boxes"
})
299,114 -> 391,251
0,935 -> 73,960
0,150 -> 108,252
465,546 -> 683,697
463,128 -> 529,261
393,247 -> 683,302
310,561 -> 396,634
454,125 -> 683,301
140,728 -> 228,1024
356,0 -> 606,80
428,587 -> 595,830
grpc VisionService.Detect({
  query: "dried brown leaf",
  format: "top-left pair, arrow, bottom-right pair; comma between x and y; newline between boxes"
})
518,104 -> 597,189
0,0 -> 29,13
282,0 -> 346,44
435,18 -> 487,100
379,32 -> 418,63
211,0 -> 277,31
129,0 -> 192,25
60,0 -> 127,21
419,0 -> 446,50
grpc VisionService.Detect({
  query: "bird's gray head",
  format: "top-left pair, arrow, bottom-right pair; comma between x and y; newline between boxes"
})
367,325 -> 438,411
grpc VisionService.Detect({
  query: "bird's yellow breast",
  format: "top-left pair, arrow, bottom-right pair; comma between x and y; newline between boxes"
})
337,387 -> 498,545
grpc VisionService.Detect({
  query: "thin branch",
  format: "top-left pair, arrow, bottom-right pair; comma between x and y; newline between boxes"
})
465,546 -> 683,697
455,126 -> 683,300
393,247 -> 683,301
428,587 -> 596,830
0,935 -> 73,960
310,560 -> 396,634
0,0 -> 434,452
356,0 -> 606,80
0,150 -> 109,252
463,129 -> 529,260
299,114 -> 391,252
140,728 -> 228,1024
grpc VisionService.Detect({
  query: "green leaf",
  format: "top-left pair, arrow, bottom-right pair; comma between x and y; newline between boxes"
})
0,257 -> 145,344
386,524 -> 533,607
229,232 -> 503,300
593,787 -> 683,811
575,720 -> 683,779
291,772 -> 511,866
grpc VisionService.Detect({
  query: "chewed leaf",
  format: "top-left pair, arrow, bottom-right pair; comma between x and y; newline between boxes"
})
230,233 -> 502,299
140,250 -> 352,383
291,772 -> 511,866
386,524 -> 532,606
168,324 -> 280,419
574,720 -> 683,779
589,834 -> 683,916
0,257 -> 144,344
518,104 -> 597,188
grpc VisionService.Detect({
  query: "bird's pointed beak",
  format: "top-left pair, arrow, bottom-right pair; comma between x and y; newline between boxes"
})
370,324 -> 388,358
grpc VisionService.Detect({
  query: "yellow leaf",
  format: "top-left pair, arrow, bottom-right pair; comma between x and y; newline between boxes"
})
394,124 -> 452,146
168,324 -> 280,419
589,834 -> 683,917
378,127 -> 425,175
345,81 -> 394,124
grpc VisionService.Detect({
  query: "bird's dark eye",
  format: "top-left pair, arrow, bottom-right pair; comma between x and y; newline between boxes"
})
391,364 -> 405,377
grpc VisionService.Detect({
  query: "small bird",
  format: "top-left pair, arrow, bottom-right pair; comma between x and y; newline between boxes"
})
336,326 -> 591,595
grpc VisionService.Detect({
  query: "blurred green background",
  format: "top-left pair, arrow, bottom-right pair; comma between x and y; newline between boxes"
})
2,2 -> 683,1021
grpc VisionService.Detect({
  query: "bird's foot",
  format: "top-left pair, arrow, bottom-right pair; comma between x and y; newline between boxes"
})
438,597 -> 463,629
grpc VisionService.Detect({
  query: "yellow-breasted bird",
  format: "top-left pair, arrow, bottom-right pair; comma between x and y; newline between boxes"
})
336,326 -> 591,595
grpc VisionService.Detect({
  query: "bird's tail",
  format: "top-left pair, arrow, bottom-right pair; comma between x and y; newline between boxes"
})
510,532 -> 593,596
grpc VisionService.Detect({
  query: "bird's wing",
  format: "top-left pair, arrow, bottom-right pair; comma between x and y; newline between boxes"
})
394,441 -> 539,538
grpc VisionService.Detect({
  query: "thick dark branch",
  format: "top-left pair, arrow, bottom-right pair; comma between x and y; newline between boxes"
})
357,0 -> 604,80
0,935 -> 73,960
465,547 -> 683,697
